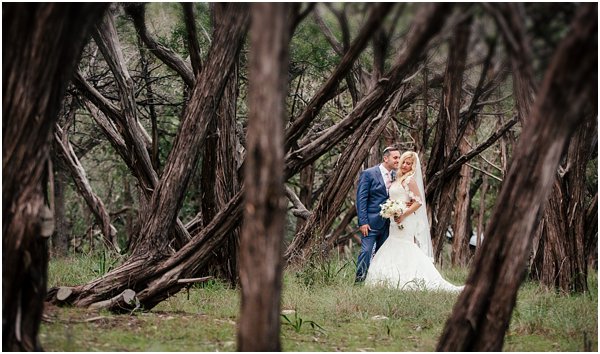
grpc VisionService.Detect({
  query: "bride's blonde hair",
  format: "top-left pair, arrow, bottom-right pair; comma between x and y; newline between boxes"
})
397,151 -> 418,184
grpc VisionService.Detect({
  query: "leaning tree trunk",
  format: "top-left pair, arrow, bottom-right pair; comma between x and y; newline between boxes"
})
285,101 -> 395,264
437,4 -> 597,350
237,3 -> 290,351
54,126 -> 118,252
49,4 -> 250,309
2,3 -> 106,350
529,115 -> 596,293
426,12 -> 471,262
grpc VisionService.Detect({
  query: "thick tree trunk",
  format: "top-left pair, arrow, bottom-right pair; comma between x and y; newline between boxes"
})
238,3 -> 290,351
529,116 -> 596,292
2,3 -> 106,350
201,5 -> 242,284
426,12 -> 471,262
451,163 -> 472,266
437,4 -> 597,350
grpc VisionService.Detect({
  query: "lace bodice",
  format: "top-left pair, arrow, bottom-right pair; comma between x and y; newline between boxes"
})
387,176 -> 424,242
389,176 -> 423,203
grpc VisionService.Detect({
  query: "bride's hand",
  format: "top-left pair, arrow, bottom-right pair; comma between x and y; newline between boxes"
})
394,214 -> 404,224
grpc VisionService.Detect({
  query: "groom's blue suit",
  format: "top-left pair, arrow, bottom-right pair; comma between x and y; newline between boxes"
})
355,165 -> 392,282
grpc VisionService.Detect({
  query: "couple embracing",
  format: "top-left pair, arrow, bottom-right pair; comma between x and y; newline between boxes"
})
355,146 -> 463,292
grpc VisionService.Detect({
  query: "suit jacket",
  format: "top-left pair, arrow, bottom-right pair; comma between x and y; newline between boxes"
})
356,165 -> 389,230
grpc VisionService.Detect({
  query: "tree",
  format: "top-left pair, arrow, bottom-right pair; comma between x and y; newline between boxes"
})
3,3 -> 107,350
426,10 -> 472,262
437,3 -> 597,350
237,4 -> 291,350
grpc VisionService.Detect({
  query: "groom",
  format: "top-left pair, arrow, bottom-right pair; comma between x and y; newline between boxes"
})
355,146 -> 401,283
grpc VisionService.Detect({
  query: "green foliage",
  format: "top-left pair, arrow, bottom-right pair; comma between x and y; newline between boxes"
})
281,309 -> 325,334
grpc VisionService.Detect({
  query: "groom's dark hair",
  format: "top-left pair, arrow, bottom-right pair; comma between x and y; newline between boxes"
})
382,145 -> 399,157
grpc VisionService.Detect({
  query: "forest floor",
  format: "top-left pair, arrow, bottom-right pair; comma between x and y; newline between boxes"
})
41,252 -> 597,351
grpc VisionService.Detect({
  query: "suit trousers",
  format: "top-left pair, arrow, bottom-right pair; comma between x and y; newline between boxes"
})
355,224 -> 389,282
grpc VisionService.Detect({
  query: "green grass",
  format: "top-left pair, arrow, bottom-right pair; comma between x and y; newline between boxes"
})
40,255 -> 598,351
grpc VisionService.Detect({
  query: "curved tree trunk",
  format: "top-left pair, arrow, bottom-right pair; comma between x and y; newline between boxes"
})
237,4 -> 290,350
437,4 -> 597,350
2,3 -> 106,350
47,4 -> 250,309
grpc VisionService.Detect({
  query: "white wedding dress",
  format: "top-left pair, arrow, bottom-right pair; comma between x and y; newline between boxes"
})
365,175 -> 464,292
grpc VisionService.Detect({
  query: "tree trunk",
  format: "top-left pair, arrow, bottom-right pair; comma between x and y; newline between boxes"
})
51,150 -> 70,257
426,12 -> 471,262
2,3 -> 106,350
451,123 -> 475,266
201,5 -> 242,284
54,126 -> 118,252
437,5 -> 597,350
476,174 -> 488,250
131,3 -> 248,260
238,3 -> 290,351
529,115 -> 596,292
49,4 -> 249,309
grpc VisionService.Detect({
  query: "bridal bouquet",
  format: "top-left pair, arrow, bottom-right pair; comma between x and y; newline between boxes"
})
379,199 -> 406,219
379,199 -> 406,229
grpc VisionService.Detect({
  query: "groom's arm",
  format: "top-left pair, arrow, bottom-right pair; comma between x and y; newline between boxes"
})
356,170 -> 370,233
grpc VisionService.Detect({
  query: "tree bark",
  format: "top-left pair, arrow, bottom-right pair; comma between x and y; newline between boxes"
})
2,3 -> 106,350
426,12 -> 472,262
202,4 -> 242,284
529,115 -> 596,292
51,149 -> 70,256
437,4 -> 597,350
132,3 -> 248,260
125,4 -> 195,87
54,126 -> 119,252
238,3 -> 290,351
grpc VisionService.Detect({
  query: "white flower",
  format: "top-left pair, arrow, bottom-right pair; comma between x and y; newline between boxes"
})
379,199 -> 406,219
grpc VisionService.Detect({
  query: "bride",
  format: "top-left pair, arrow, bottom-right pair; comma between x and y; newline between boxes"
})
365,151 -> 464,292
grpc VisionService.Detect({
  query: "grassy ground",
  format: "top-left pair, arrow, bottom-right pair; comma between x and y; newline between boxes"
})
41,253 -> 598,351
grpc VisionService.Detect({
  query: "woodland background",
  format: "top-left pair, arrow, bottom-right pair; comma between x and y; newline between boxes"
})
3,2 -> 597,351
